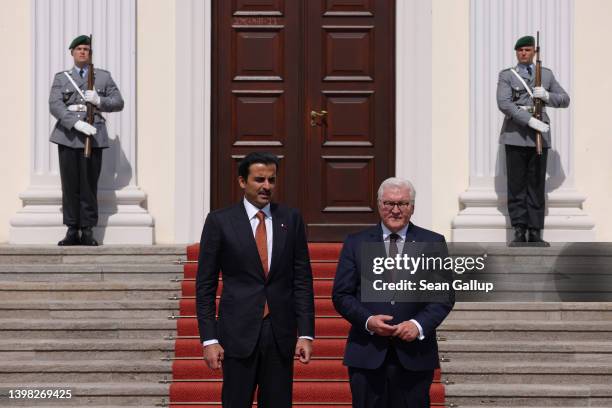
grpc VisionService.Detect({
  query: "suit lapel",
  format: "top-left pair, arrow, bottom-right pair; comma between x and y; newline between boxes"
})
268,203 -> 287,281
229,202 -> 266,278
403,222 -> 425,257
368,224 -> 386,259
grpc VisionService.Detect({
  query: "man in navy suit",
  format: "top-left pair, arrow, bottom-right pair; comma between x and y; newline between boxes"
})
196,152 -> 315,407
332,177 -> 454,408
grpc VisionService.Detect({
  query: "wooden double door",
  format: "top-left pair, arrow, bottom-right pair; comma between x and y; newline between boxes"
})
212,0 -> 395,241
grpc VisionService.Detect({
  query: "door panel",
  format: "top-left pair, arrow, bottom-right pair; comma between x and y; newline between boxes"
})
304,0 -> 395,240
212,0 -> 395,241
213,0 -> 299,209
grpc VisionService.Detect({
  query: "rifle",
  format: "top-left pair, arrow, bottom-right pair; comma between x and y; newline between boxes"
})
534,31 -> 543,155
84,34 -> 94,158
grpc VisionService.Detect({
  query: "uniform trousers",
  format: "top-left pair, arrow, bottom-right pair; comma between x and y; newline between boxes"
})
348,346 -> 434,408
58,145 -> 103,228
221,317 -> 294,408
505,144 -> 548,230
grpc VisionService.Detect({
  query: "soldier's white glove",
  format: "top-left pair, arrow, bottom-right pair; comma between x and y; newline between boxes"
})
533,86 -> 550,102
528,117 -> 550,133
74,120 -> 97,136
84,90 -> 101,106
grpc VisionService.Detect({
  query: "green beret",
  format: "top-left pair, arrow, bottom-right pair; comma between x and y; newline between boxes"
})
69,35 -> 91,50
514,35 -> 535,50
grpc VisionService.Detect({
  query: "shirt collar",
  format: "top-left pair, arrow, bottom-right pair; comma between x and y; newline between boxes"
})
517,63 -> 534,73
381,222 -> 409,241
73,66 -> 88,75
243,197 -> 272,220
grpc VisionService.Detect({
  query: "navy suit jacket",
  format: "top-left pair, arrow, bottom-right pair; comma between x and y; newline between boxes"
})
332,223 -> 454,370
195,201 -> 315,359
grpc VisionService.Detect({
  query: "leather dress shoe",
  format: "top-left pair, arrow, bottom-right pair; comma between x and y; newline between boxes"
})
508,225 -> 527,247
528,228 -> 550,247
58,227 -> 80,246
80,227 -> 99,246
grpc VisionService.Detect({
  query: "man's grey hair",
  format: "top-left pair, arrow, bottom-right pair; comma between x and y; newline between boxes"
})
377,177 -> 416,204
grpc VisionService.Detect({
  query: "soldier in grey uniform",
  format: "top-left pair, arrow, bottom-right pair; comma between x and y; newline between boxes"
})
49,35 -> 124,246
497,35 -> 569,246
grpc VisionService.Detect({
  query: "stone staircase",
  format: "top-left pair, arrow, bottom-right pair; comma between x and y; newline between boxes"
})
440,244 -> 612,407
0,245 -> 185,407
0,244 -> 611,407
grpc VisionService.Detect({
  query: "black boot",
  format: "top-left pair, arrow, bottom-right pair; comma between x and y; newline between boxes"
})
508,225 -> 527,247
58,226 -> 80,246
80,226 -> 99,246
528,228 -> 550,247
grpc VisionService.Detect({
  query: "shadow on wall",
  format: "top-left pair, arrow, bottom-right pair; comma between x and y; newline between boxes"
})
96,135 -> 133,243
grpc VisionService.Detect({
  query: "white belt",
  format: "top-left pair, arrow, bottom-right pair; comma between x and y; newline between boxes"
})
67,104 -> 87,112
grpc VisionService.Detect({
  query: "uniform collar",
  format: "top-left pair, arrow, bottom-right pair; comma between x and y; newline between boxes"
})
516,63 -> 534,75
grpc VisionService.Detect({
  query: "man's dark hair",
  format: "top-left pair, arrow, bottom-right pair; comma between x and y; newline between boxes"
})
238,152 -> 279,180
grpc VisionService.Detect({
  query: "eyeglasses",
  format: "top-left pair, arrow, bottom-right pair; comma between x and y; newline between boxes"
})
381,201 -> 413,211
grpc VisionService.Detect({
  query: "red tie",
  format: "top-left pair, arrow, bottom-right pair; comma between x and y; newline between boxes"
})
255,211 -> 270,317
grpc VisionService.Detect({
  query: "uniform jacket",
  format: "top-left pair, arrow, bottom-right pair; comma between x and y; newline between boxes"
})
497,65 -> 570,148
332,223 -> 454,370
195,201 -> 315,359
49,67 -> 124,149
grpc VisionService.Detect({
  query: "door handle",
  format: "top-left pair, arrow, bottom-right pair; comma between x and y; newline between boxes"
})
310,110 -> 328,127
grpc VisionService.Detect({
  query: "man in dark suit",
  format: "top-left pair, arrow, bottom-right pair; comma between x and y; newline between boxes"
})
333,177 -> 454,408
195,152 -> 315,407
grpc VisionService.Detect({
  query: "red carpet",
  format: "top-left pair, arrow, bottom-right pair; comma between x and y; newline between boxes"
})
170,243 -> 446,406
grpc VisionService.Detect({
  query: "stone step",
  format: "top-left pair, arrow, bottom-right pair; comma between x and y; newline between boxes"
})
448,302 -> 612,321
0,382 -> 168,406
0,360 -> 172,383
0,282 -> 180,300
440,361 -> 612,384
439,340 -> 612,362
445,383 -> 612,407
0,300 -> 179,319
438,320 -> 612,341
0,245 -> 186,265
448,309 -> 612,320
0,339 -> 174,361
0,319 -> 176,340
0,264 -> 183,281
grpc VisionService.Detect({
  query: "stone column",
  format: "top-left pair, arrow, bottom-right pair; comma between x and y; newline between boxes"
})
452,0 -> 594,241
10,0 -> 153,244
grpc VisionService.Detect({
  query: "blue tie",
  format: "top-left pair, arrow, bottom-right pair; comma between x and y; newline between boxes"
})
79,68 -> 85,78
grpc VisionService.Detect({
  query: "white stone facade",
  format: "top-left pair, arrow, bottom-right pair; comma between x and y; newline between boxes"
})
1,0 -> 610,244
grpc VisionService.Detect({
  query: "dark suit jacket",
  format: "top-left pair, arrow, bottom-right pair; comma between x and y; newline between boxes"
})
195,201 -> 315,359
332,222 -> 454,370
